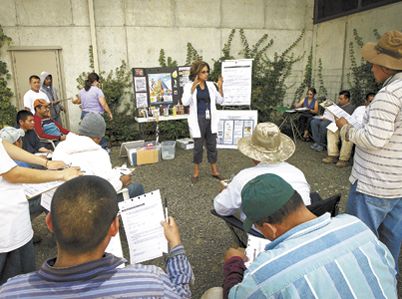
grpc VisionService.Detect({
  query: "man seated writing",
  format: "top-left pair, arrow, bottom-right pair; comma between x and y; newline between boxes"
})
222,174 -> 397,299
0,176 -> 192,298
33,99 -> 69,141
213,122 -> 311,219
53,112 -> 144,199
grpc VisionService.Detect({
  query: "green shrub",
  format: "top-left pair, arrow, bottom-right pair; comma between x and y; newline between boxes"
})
0,25 -> 16,128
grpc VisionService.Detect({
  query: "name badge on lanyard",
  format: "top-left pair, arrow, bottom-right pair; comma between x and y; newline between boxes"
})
205,109 -> 210,120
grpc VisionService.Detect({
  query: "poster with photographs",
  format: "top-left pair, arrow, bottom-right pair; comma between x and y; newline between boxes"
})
216,110 -> 258,149
132,67 -> 181,108
177,66 -> 191,102
148,73 -> 173,105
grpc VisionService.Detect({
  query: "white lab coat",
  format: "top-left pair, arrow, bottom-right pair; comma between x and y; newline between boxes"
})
181,81 -> 224,138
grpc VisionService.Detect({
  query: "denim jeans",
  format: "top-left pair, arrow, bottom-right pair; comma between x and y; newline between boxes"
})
310,118 -> 331,146
117,183 -> 145,202
347,181 -> 402,273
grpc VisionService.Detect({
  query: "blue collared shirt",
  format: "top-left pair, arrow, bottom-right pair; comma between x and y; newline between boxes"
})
229,213 -> 397,299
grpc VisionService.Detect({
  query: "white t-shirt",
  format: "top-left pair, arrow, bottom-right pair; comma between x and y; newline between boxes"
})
0,140 -> 33,252
23,89 -> 49,113
213,162 -> 311,219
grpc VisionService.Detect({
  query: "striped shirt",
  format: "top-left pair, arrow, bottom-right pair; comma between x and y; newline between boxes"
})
0,245 -> 192,298
348,72 -> 402,198
229,213 -> 397,299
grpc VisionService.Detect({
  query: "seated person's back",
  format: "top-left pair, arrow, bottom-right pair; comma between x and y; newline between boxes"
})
0,176 -> 192,298
223,174 -> 397,299
214,122 -> 311,218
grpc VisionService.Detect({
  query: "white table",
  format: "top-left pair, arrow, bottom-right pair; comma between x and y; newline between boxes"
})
135,115 -> 189,123
135,115 -> 189,142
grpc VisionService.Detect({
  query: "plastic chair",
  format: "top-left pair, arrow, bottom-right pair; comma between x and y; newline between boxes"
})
211,193 -> 341,247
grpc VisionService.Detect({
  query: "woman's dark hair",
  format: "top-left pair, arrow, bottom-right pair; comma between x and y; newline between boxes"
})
189,60 -> 210,81
84,72 -> 100,91
307,87 -> 317,95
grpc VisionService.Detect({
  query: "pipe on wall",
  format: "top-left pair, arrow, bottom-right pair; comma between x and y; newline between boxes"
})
88,0 -> 100,73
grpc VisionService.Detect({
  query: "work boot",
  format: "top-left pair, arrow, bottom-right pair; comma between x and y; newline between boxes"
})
191,164 -> 200,183
210,163 -> 224,180
322,156 -> 338,164
336,160 -> 349,168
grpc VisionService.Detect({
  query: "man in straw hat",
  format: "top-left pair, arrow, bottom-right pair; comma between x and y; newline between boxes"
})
213,122 -> 311,219
222,174 -> 397,299
336,30 -> 402,273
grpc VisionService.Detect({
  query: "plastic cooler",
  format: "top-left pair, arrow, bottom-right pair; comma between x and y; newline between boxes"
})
161,141 -> 176,160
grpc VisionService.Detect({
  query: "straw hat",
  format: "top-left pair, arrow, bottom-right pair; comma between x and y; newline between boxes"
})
237,122 -> 295,163
362,30 -> 402,70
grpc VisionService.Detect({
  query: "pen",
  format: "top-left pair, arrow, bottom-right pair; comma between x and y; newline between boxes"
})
164,197 -> 169,223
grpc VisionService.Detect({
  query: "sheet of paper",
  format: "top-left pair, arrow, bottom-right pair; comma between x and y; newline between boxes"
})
118,190 -> 168,264
295,107 -> 309,112
136,93 -> 148,108
326,122 -> 338,133
222,59 -> 252,106
223,120 -> 234,145
245,234 -> 270,268
105,232 -> 125,268
134,77 -> 147,92
325,104 -> 359,126
40,188 -> 57,211
23,181 -> 63,199
322,110 -> 335,122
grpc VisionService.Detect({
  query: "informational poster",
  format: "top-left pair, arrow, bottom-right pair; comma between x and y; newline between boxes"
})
132,67 -> 181,108
221,59 -> 253,106
216,110 -> 258,149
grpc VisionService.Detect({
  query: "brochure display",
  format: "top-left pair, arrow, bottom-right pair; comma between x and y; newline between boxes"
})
216,110 -> 258,149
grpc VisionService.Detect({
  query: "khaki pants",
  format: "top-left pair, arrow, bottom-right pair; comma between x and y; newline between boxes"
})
326,126 -> 353,161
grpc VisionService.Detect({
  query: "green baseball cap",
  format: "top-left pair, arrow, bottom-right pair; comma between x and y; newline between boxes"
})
241,174 -> 295,232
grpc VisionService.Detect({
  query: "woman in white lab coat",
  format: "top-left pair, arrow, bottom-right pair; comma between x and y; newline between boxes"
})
182,61 -> 224,183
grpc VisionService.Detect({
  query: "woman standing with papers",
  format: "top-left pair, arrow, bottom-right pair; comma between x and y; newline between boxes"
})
182,61 -> 224,183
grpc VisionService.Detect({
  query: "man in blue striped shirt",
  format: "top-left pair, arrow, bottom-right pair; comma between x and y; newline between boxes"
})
223,174 -> 397,299
0,176 -> 192,298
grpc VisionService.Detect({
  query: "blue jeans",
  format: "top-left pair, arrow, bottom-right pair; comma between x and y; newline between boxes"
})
310,118 -> 331,146
347,181 -> 402,273
117,183 -> 145,202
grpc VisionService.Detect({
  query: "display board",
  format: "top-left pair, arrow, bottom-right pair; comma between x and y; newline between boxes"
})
221,59 -> 253,106
216,110 -> 258,149
132,66 -> 190,109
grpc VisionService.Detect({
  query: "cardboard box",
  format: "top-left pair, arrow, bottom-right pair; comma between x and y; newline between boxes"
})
119,140 -> 144,157
176,138 -> 194,150
136,143 -> 161,165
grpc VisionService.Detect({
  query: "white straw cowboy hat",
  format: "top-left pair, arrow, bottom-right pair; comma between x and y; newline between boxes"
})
237,122 -> 295,163
362,30 -> 402,70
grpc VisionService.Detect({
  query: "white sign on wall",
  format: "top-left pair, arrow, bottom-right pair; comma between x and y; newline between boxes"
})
221,59 -> 253,106
216,110 -> 258,149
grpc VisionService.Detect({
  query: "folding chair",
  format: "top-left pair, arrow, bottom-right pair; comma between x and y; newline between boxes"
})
211,193 -> 341,247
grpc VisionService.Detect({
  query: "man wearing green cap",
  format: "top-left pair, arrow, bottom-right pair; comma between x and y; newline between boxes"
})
222,174 -> 397,299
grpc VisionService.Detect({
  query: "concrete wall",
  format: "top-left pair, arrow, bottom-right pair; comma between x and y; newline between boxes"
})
0,0 -> 312,130
1,0 -> 401,129
312,1 -> 402,101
